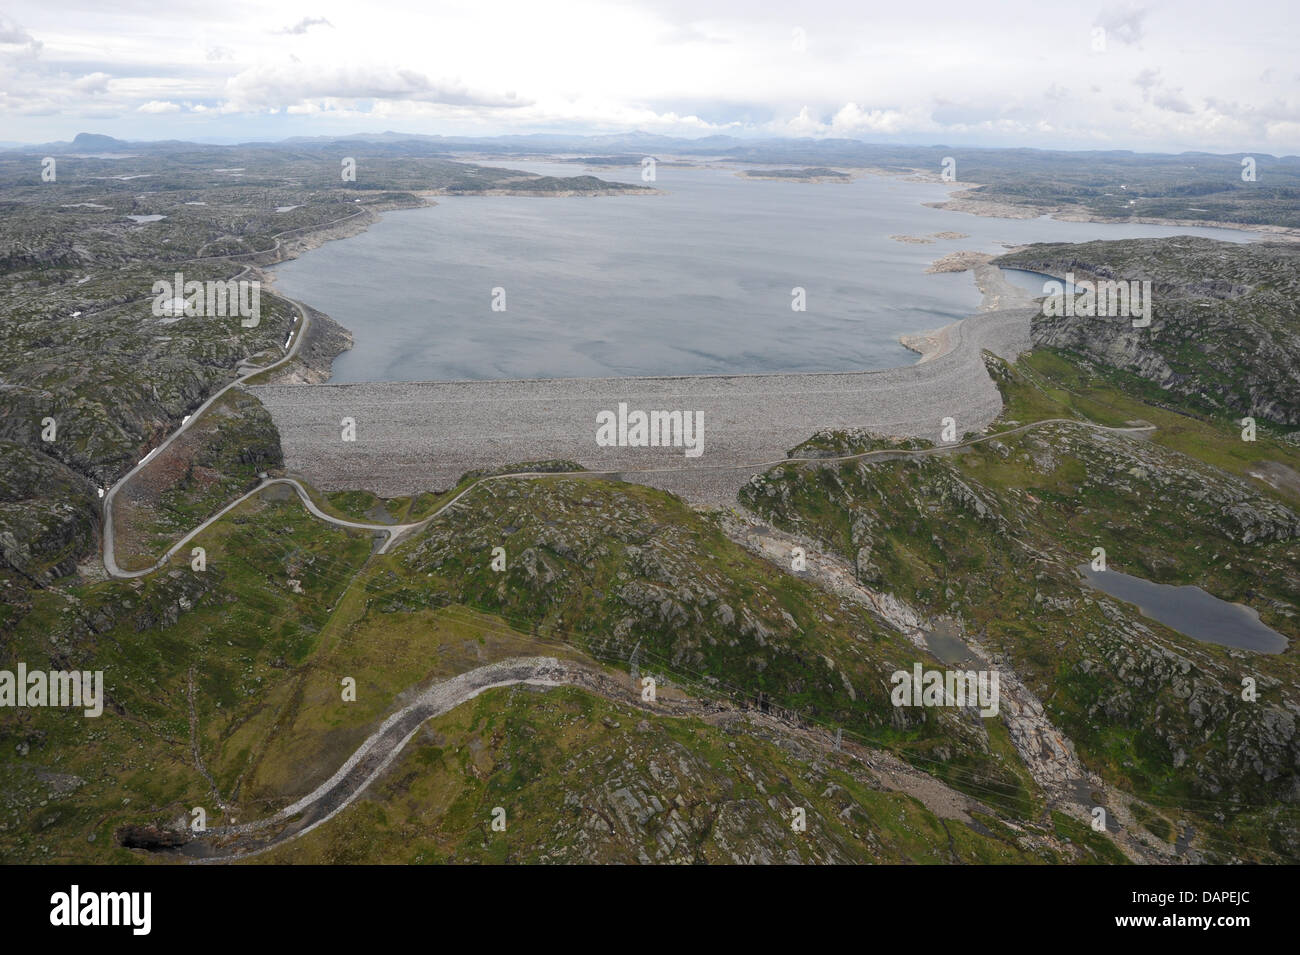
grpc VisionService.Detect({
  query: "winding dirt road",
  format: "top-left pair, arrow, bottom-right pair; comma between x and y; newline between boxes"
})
101,281 -> 313,577
105,401 -> 1155,579
176,655 -> 1025,862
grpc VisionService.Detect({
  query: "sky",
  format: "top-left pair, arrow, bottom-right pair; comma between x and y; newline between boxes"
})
1,0 -> 1298,153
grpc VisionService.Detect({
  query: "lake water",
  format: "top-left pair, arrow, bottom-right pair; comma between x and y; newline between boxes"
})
272,160 -> 1253,382
999,267 -> 1082,297
923,619 -> 977,665
1078,565 -> 1288,654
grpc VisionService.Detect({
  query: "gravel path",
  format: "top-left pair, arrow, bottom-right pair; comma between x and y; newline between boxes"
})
178,656 -> 1009,862
186,656 -> 589,860
102,270 -> 311,578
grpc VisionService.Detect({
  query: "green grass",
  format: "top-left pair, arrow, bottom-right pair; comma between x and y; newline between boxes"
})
1006,350 -> 1300,505
252,685 -> 1063,865
740,348 -> 1300,863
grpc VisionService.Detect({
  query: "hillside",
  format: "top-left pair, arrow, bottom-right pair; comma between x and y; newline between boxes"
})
997,237 -> 1300,425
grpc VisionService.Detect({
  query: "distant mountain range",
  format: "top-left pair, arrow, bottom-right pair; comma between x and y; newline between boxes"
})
8,130 -> 1300,228
9,130 -> 1295,164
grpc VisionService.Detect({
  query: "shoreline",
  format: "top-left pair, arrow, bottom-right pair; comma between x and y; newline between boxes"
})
421,186 -> 662,198
258,158 -> 1285,390
256,171 -> 1035,390
899,255 -> 1034,362
253,178 -> 658,379
925,188 -> 1300,242
250,301 -> 1035,505
248,256 -> 1038,505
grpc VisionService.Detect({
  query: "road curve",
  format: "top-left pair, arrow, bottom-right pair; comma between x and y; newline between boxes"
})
101,289 -> 313,578
380,417 -> 1157,552
104,476 -> 418,579
100,205 -> 383,577
184,656 -> 649,860
107,405 -> 1155,577
180,635 -> 1146,862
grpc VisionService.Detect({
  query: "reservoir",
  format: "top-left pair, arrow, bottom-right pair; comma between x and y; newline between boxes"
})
1077,565 -> 1288,654
272,160 -> 1253,383
998,267 -> 1081,297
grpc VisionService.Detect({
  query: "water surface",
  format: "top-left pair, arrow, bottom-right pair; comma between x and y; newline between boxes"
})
1078,565 -> 1288,654
923,619 -> 977,665
272,161 -> 1252,382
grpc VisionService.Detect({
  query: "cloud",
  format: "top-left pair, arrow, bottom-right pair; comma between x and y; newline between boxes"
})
1153,91 -> 1193,113
1094,3 -> 1149,46
1132,66 -> 1194,113
0,1 -> 1296,155
73,72 -> 111,94
1132,67 -> 1161,100
0,13 -> 41,57
782,105 -> 824,135
1133,68 -> 1160,90
833,104 -> 911,134
221,63 -> 531,111
276,17 -> 333,35
778,103 -> 923,137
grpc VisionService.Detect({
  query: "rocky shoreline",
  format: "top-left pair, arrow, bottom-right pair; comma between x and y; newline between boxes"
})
927,188 -> 1300,241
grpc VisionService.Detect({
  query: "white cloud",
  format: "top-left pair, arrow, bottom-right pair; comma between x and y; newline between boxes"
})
275,16 -> 333,35
1153,91 -> 1193,114
0,0 -> 1294,152
73,72 -> 111,94
828,103 -> 913,135
1094,2 -> 1150,46
221,62 -> 530,111
0,12 -> 42,58
1133,68 -> 1161,95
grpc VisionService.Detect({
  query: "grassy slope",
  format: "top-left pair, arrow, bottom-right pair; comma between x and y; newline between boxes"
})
3,466 -> 1055,862
740,349 -> 1300,862
253,684 -> 1122,865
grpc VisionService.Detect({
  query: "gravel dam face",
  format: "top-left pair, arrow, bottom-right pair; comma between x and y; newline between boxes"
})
250,306 -> 1033,506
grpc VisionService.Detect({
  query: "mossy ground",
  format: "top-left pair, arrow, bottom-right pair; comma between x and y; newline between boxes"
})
3,470 -> 1041,863
254,685 -> 1088,865
742,348 -> 1300,862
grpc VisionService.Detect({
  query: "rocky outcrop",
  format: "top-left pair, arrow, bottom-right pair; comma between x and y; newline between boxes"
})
741,414 -> 1300,860
998,237 -> 1300,425
0,440 -> 99,583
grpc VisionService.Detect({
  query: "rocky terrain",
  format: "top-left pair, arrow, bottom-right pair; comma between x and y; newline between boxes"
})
739,355 -> 1300,861
4,137 -> 1300,865
2,474 -> 1103,864
997,237 -> 1300,425
0,139 -> 643,588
